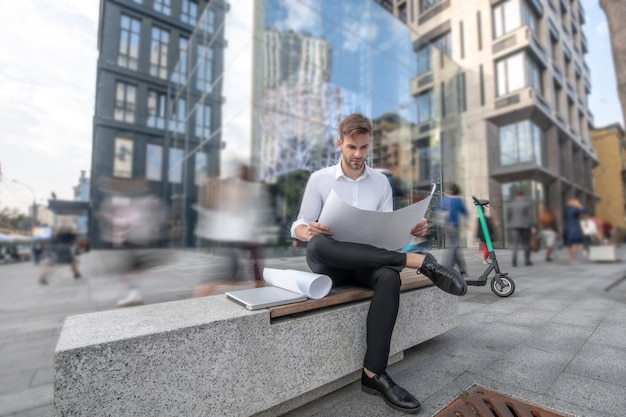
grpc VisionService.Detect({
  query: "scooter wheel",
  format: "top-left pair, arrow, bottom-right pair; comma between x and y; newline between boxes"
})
490,275 -> 515,297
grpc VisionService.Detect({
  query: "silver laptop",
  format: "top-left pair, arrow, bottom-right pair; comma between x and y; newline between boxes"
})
225,286 -> 307,310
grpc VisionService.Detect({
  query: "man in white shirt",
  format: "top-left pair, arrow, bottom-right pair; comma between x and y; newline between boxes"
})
291,113 -> 466,414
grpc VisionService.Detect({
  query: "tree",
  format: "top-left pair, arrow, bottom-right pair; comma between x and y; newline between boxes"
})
600,0 -> 626,125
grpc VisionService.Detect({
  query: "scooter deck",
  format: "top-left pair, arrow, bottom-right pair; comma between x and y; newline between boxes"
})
465,279 -> 488,286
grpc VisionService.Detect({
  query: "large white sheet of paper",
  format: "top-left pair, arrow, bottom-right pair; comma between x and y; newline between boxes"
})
318,185 -> 436,251
263,268 -> 332,299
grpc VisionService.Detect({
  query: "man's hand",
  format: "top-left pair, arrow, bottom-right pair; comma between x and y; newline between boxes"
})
296,222 -> 333,242
410,218 -> 428,237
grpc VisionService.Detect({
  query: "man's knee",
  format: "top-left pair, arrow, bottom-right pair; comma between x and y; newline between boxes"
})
306,234 -> 329,260
372,268 -> 401,293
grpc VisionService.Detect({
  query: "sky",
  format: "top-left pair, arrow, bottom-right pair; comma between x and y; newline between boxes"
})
0,0 -> 623,215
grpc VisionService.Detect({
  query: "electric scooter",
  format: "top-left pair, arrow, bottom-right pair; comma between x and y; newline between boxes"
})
466,196 -> 515,297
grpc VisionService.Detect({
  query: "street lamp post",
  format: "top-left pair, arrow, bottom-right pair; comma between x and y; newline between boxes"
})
11,179 -> 37,228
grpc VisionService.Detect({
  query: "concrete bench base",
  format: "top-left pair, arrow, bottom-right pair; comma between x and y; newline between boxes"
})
55,286 -> 457,416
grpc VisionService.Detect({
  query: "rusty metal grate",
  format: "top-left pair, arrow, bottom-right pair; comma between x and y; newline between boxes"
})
435,385 -> 568,417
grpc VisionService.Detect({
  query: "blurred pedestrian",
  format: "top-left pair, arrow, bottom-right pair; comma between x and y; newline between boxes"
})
97,179 -> 165,307
192,163 -> 276,297
603,221 -> 613,243
441,183 -> 469,276
507,190 -> 533,267
38,226 -> 82,285
32,240 -> 44,265
580,212 -> 599,256
563,198 -> 585,262
376,167 -> 406,210
539,207 -> 558,262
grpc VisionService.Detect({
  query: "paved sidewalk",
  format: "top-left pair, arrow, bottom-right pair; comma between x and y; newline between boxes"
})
0,247 -> 624,416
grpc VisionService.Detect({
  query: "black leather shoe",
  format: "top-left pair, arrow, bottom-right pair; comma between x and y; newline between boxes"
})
361,371 -> 421,414
416,252 -> 467,296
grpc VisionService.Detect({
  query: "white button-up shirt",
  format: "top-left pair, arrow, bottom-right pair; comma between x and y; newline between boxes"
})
290,162 -> 393,238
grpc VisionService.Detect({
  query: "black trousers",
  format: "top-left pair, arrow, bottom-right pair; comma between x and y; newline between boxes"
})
510,228 -> 531,264
306,234 -> 406,374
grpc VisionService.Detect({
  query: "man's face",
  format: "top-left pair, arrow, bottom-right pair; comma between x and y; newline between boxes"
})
338,132 -> 370,174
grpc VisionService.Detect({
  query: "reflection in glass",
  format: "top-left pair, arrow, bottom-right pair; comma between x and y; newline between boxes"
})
150,27 -> 169,79
163,0 -> 463,248
119,15 -> 140,70
146,144 -> 163,181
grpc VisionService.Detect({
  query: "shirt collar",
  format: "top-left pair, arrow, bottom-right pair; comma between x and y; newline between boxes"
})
334,161 -> 371,181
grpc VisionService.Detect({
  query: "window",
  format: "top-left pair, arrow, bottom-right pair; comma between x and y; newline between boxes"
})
521,1 -> 539,37
578,112 -> 585,139
150,27 -> 169,79
496,53 -> 524,96
550,35 -> 559,64
114,138 -> 133,178
171,36 -> 189,84
196,45 -> 213,92
421,0 -> 442,13
415,145 -> 432,182
118,15 -> 140,70
195,152 -> 208,185
493,0 -> 521,38
114,82 -> 136,123
195,103 -> 211,139
499,120 -> 543,166
153,0 -> 171,16
398,3 -> 407,24
416,89 -> 434,124
146,144 -> 163,181
416,33 -> 450,76
171,98 -> 186,134
432,32 -> 452,59
181,0 -> 198,25
416,44 -> 431,76
553,81 -> 562,115
567,98 -> 575,127
147,91 -> 167,129
168,148 -> 183,183
563,48 -> 572,78
526,56 -> 543,95
197,9 -> 215,40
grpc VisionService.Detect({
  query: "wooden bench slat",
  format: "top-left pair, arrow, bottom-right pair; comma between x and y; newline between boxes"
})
268,270 -> 433,319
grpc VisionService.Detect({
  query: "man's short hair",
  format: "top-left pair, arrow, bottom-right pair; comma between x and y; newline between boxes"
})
338,113 -> 372,140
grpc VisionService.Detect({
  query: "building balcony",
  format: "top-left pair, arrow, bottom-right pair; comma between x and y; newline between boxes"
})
492,26 -> 547,66
411,71 -> 434,95
581,32 -> 588,54
490,161 -> 558,184
485,87 -> 552,126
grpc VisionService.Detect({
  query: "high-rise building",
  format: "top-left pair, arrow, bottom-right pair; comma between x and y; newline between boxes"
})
591,124 -> 626,233
377,0 -> 597,244
90,0 -> 222,248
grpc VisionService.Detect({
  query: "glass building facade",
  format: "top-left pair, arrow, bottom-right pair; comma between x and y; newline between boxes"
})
139,0 -> 464,249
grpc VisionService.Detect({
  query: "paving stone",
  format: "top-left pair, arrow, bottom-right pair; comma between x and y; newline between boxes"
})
1,248 -> 625,417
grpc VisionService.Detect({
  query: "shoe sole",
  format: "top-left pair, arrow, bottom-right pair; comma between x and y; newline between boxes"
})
361,385 -> 422,414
